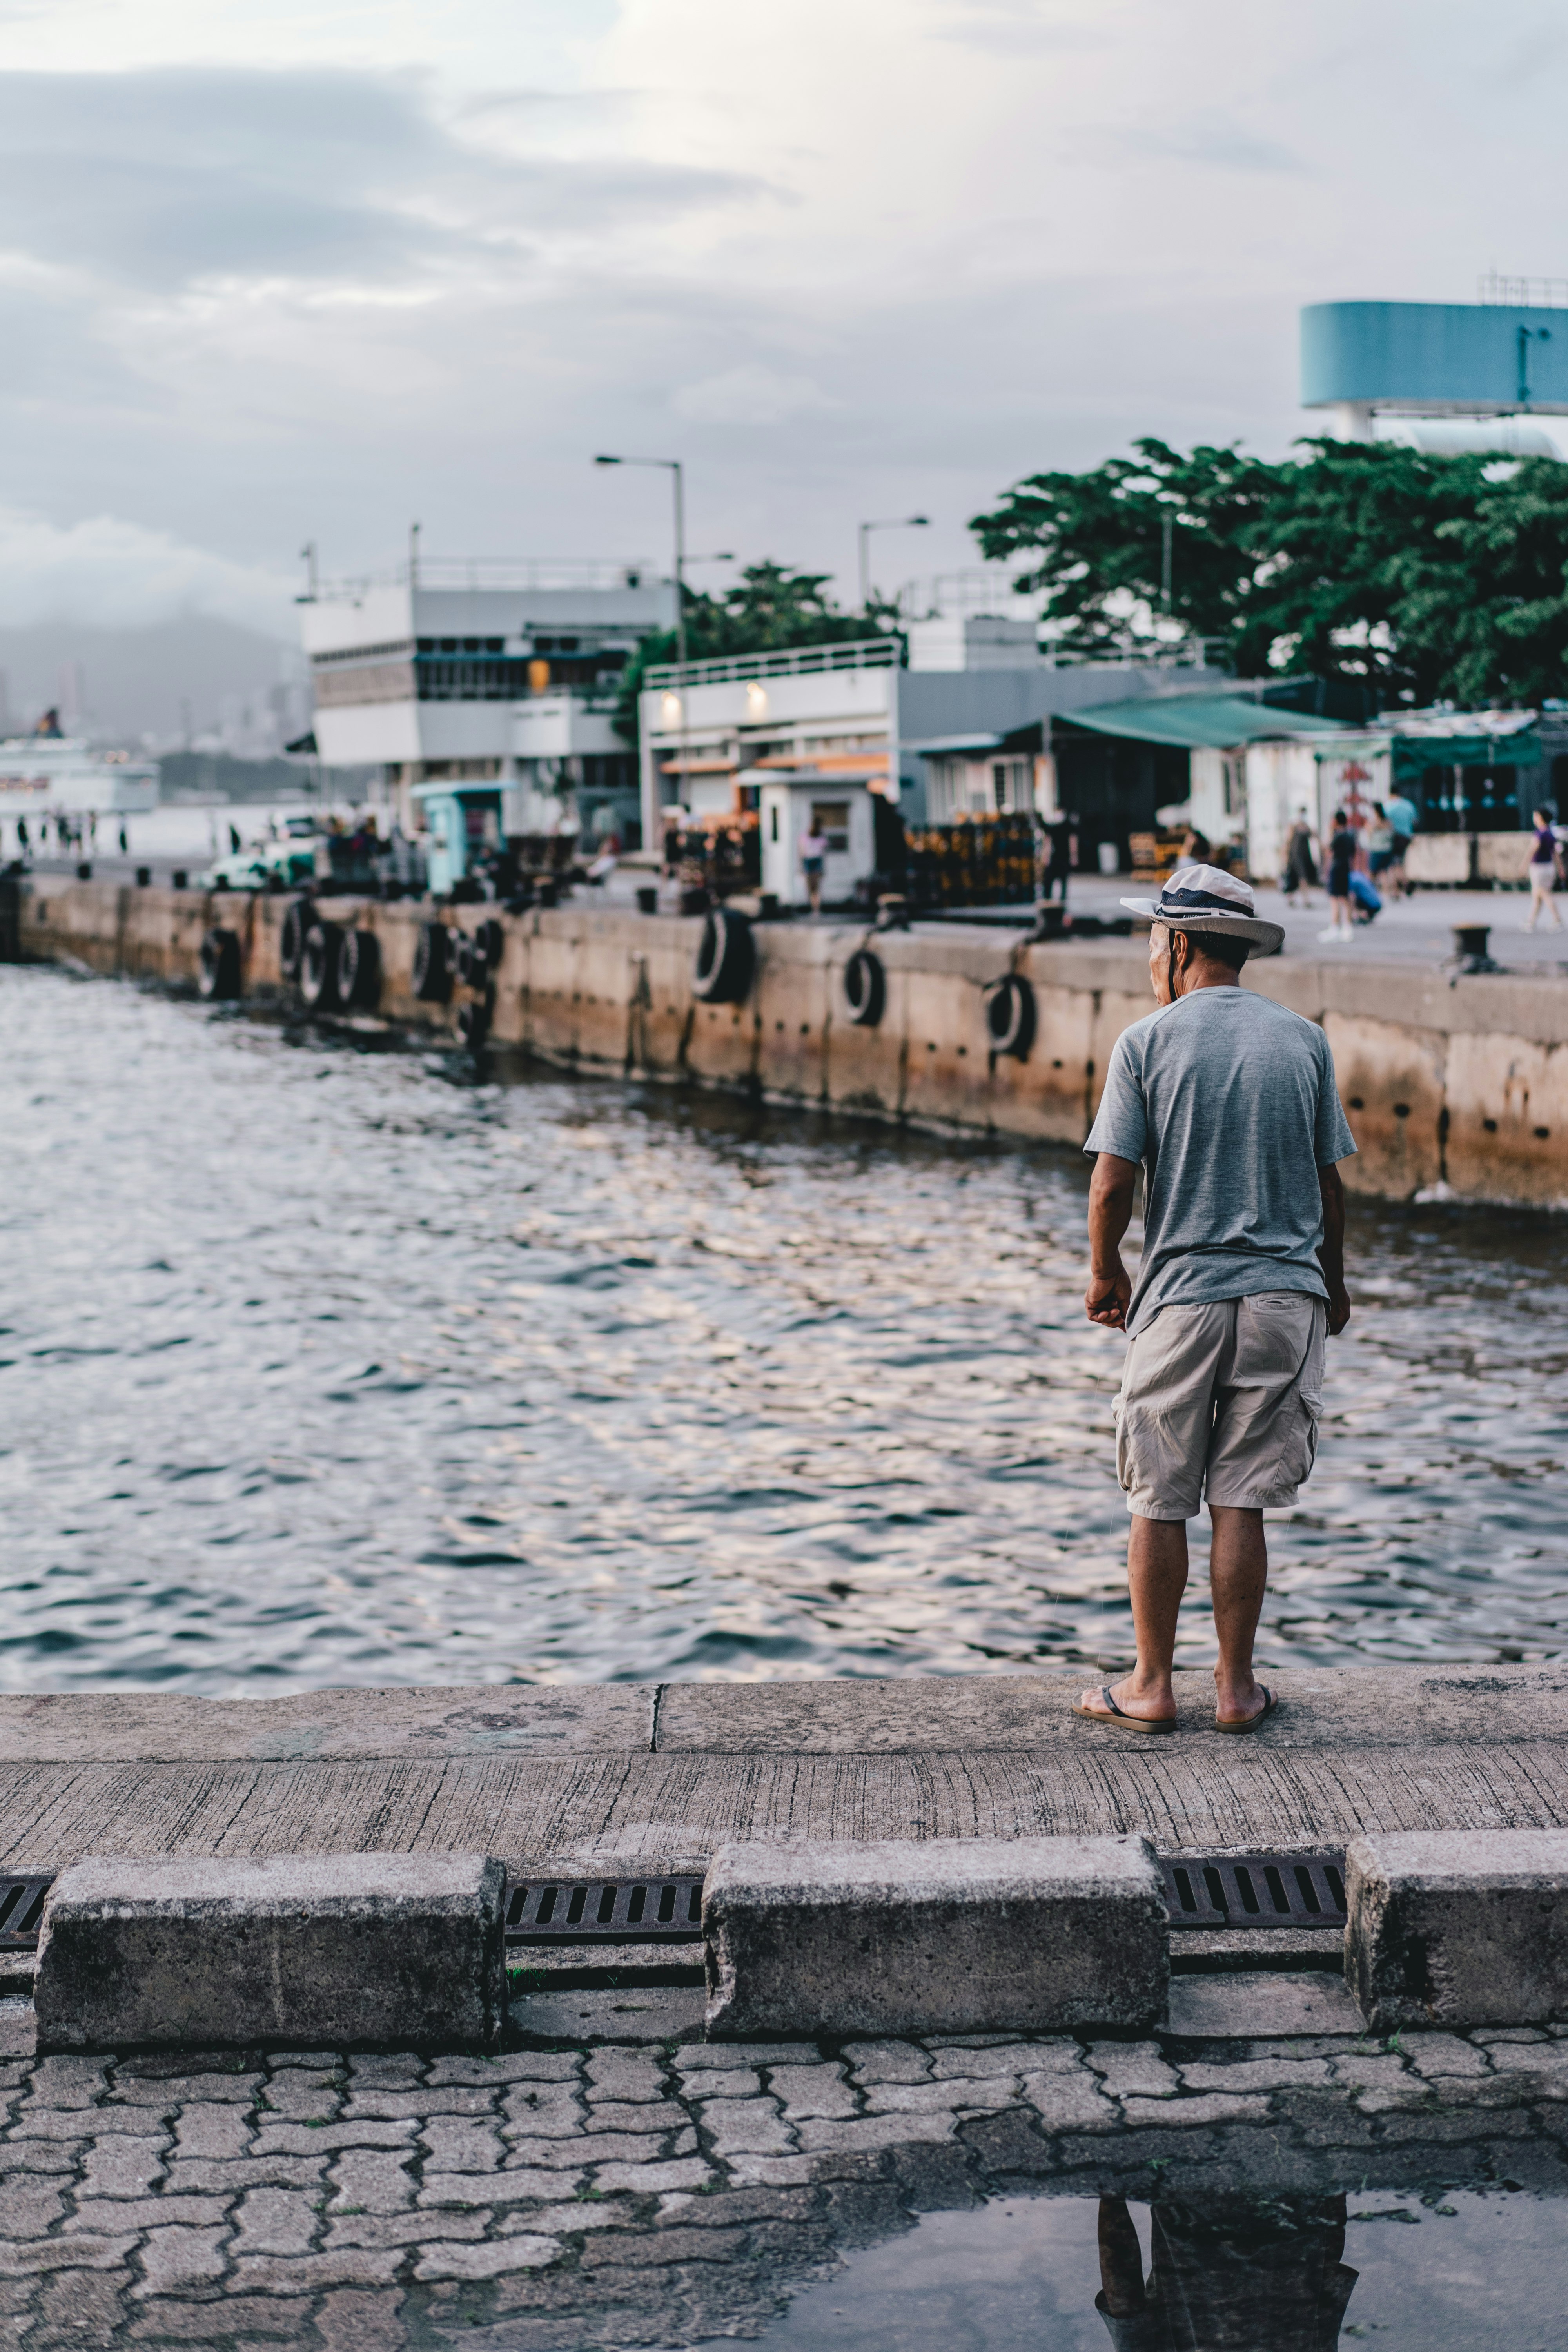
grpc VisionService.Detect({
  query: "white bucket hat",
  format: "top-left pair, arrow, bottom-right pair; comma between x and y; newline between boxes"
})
1120,862 -> 1285,957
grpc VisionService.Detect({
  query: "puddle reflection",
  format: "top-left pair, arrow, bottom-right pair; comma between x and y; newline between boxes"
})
1094,2195 -> 1355,2351
750,2184 -> 1566,2352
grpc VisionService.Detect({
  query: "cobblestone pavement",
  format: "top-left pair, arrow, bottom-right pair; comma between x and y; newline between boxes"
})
1,1997 -> 1566,2349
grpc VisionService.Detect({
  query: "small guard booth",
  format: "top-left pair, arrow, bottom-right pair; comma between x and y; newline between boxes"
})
756,766 -> 878,910
414,781 -> 503,896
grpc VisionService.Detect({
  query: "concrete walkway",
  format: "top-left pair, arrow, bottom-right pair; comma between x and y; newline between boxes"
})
3,1668 -> 1566,1875
0,1979 -> 1565,2348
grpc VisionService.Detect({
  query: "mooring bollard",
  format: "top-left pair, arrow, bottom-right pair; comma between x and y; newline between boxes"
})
1450,922 -> 1499,975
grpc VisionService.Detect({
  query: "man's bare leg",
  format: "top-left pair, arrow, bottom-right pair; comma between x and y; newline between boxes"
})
1078,1514 -> 1187,1722
1209,1504 -> 1269,1724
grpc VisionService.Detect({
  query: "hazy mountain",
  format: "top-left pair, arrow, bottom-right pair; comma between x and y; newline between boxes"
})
0,613 -> 299,742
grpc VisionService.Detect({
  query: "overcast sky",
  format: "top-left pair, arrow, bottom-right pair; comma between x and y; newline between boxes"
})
2,0 -> 1564,635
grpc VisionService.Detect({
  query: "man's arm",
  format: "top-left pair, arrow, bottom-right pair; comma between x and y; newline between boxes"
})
1318,1161 -> 1350,1335
1086,1153 -> 1139,1329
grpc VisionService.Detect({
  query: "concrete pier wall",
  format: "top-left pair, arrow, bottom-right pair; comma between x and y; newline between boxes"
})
11,875 -> 1568,1208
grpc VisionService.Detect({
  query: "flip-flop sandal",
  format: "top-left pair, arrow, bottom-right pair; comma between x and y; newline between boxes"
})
1216,1686 -> 1277,1734
1071,1685 -> 1177,1734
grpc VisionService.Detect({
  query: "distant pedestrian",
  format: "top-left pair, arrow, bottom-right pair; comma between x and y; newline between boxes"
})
799,818 -> 828,915
1524,805 -> 1563,932
1042,811 -> 1077,904
228,822 -> 241,855
16,817 -> 27,857
1076,865 -> 1354,1734
1366,803 -> 1396,880
1280,811 -> 1317,904
1347,869 -> 1382,924
1383,788 -> 1417,895
1318,810 -> 1356,941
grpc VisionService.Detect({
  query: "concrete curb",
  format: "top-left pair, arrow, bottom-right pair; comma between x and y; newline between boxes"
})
33,1851 -> 507,2053
1346,1828 -> 1568,2029
702,1833 -> 1167,2038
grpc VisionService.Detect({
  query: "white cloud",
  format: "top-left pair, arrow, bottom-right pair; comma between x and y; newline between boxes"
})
0,2 -> 1562,623
0,508 -> 295,633
672,365 -> 835,426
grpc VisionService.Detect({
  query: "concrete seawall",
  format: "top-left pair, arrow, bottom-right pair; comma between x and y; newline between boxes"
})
10,875 -> 1568,1208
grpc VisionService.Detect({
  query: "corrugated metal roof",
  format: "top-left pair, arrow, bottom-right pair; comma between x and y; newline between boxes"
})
1061,694 -> 1356,750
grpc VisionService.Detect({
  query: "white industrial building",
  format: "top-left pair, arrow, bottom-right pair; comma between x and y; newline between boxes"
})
299,559 -> 677,881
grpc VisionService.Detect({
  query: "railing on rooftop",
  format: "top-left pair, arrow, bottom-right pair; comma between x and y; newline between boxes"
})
1477,270 -> 1568,309
644,638 -> 901,691
312,559 -> 666,599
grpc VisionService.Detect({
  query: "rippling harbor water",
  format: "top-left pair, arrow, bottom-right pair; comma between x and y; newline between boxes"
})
2,964 -> 1565,1692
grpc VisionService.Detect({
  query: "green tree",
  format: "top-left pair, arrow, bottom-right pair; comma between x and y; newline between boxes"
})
1383,460 -> 1568,706
613,561 -> 898,744
969,438 -> 1280,671
970,437 -> 1568,706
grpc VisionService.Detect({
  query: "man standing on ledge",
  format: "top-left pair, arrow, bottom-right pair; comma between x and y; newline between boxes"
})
1076,866 -> 1354,1734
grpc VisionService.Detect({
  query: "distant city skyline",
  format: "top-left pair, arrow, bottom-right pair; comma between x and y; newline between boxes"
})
1,0 -> 1564,636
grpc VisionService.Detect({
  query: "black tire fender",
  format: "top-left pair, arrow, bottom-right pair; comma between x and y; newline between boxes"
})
198,927 -> 242,1002
843,947 -> 886,1028
986,972 -> 1036,1060
300,921 -> 344,1013
413,922 -> 452,1003
336,927 -> 381,1011
279,897 -> 312,981
691,906 -> 755,1004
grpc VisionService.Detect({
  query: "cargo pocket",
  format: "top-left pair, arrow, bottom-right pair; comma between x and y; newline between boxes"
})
1297,1299 -> 1328,1418
1292,1301 -> 1328,1486
1285,1394 -> 1320,1489
1113,1394 -> 1136,1497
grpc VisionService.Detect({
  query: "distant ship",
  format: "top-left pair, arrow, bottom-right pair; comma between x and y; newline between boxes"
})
0,709 -> 159,816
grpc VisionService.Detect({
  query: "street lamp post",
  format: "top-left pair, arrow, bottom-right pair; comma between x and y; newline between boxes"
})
595,456 -> 687,668
858,515 -> 930,613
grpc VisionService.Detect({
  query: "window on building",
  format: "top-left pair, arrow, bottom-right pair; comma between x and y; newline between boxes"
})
991,758 -> 1031,812
811,800 -> 851,851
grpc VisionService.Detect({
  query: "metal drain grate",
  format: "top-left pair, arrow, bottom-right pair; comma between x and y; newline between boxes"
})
504,1875 -> 704,1945
1161,1851 -> 1347,1929
0,1876 -> 53,1950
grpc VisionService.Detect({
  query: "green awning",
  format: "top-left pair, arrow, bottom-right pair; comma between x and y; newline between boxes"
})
1060,694 -> 1356,751
1393,730 -> 1541,778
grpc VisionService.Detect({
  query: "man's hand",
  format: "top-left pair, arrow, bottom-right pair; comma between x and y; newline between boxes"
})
1085,1263 -> 1132,1329
1325,1281 -> 1351,1336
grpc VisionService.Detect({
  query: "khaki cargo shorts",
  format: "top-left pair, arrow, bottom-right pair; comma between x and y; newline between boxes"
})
1113,1291 -> 1328,1521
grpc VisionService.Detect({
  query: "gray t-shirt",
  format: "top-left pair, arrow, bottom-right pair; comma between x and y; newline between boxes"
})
1083,986 -> 1356,1336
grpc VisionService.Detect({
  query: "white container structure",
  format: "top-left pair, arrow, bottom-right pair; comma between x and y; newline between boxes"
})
759,773 -> 878,909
